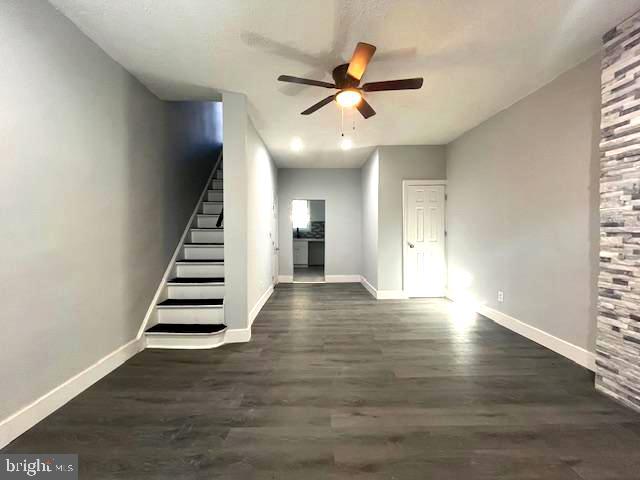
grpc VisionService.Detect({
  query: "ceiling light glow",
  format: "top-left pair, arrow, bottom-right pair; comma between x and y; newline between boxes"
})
290,137 -> 303,152
336,89 -> 362,108
340,137 -> 353,151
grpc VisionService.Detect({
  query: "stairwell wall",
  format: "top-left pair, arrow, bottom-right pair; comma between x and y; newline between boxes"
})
0,0 -> 222,437
222,92 -> 277,333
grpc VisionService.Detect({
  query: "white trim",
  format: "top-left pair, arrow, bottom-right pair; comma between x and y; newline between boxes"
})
224,327 -> 252,344
447,295 -> 596,371
376,290 -> 410,300
402,179 -> 448,186
278,275 -> 294,283
360,276 -> 377,298
137,151 -> 224,339
326,275 -> 361,283
0,338 -> 144,448
402,179 -> 448,298
146,332 -> 226,350
249,285 -> 274,326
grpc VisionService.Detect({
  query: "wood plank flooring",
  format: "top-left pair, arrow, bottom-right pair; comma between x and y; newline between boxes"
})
4,283 -> 640,479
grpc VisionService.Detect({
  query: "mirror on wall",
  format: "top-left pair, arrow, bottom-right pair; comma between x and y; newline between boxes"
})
292,199 -> 325,283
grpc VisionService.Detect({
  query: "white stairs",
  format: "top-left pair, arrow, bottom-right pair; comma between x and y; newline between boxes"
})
145,157 -> 226,349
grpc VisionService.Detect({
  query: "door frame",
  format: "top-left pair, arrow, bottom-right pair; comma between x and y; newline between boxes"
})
402,180 -> 448,297
290,198 -> 326,284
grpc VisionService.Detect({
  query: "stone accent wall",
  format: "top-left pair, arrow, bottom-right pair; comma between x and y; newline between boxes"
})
597,11 -> 640,412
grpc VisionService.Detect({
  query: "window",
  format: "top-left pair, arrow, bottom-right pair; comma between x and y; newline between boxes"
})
291,200 -> 310,229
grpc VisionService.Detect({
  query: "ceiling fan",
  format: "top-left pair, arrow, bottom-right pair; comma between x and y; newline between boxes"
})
277,42 -> 423,119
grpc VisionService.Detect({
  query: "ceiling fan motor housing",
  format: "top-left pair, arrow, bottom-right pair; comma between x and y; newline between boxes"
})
333,64 -> 360,89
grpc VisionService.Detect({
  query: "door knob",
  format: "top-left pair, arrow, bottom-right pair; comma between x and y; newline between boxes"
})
408,242 -> 415,248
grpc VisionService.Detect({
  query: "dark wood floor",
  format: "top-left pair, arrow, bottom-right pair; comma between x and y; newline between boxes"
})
4,283 -> 640,479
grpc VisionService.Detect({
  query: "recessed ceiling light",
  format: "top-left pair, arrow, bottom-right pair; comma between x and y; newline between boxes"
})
336,89 -> 362,108
340,137 -> 353,151
290,137 -> 303,152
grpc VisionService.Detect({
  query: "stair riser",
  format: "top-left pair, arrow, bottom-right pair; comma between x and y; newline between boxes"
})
202,203 -> 223,215
183,246 -> 224,260
207,191 -> 224,202
157,307 -> 224,325
190,230 -> 224,243
146,332 -> 226,349
216,170 -> 224,180
167,284 -> 225,299
211,179 -> 223,189
197,216 -> 222,228
175,264 -> 224,277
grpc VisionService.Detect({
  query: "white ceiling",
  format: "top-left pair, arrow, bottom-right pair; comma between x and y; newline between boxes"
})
50,0 -> 640,168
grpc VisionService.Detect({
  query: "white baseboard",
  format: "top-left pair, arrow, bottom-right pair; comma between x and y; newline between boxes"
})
0,337 -> 144,449
278,275 -> 293,283
376,290 -> 409,300
326,275 -> 361,283
360,276 -> 377,298
224,327 -> 251,344
447,295 -> 595,371
249,285 -> 274,326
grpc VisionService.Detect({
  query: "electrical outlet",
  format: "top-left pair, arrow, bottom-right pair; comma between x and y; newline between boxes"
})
497,290 -> 504,303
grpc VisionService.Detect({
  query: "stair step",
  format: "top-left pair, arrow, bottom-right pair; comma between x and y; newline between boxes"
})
157,298 -> 223,308
184,243 -> 224,248
197,214 -> 222,228
146,323 -> 227,334
168,277 -> 224,284
176,259 -> 223,264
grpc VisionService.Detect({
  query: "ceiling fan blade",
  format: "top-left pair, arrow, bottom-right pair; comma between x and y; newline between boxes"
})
356,98 -> 376,119
278,75 -> 336,89
301,95 -> 336,115
346,42 -> 377,81
362,78 -> 424,92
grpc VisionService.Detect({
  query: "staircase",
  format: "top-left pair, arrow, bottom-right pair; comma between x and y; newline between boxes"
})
145,156 -> 226,349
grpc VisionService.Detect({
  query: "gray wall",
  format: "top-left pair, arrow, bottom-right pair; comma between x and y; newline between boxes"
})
278,169 -> 362,277
361,149 -> 380,288
223,92 -> 249,330
378,146 -> 447,291
223,92 -> 278,328
446,54 -> 601,352
0,0 -> 221,421
246,115 -> 278,316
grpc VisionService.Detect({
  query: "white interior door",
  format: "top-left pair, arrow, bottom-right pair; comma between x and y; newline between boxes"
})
404,183 -> 446,297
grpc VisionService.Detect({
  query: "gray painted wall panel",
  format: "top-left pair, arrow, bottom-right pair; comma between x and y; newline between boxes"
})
0,0 -> 221,421
278,169 -> 362,277
446,55 -> 601,353
377,146 -> 447,292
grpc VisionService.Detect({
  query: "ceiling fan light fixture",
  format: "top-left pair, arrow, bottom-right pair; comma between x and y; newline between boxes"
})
340,137 -> 353,151
290,137 -> 304,152
336,89 -> 362,108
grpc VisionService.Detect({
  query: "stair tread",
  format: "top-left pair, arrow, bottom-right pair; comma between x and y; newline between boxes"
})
202,201 -> 223,204
168,277 -> 224,284
158,298 -> 224,307
176,259 -> 224,263
197,214 -> 221,217
184,243 -> 224,246
146,323 -> 227,334
191,228 -> 223,231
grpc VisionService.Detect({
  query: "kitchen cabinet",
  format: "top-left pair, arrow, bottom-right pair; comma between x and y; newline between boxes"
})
293,239 -> 308,265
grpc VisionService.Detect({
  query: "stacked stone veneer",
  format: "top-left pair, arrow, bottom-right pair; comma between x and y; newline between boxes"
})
597,11 -> 640,412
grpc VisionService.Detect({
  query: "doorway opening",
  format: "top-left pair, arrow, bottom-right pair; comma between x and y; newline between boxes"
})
292,199 -> 325,283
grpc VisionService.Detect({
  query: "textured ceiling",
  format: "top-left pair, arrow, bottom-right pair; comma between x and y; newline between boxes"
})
50,0 -> 640,167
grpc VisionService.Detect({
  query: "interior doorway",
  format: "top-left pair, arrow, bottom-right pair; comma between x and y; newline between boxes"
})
292,199 -> 325,283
